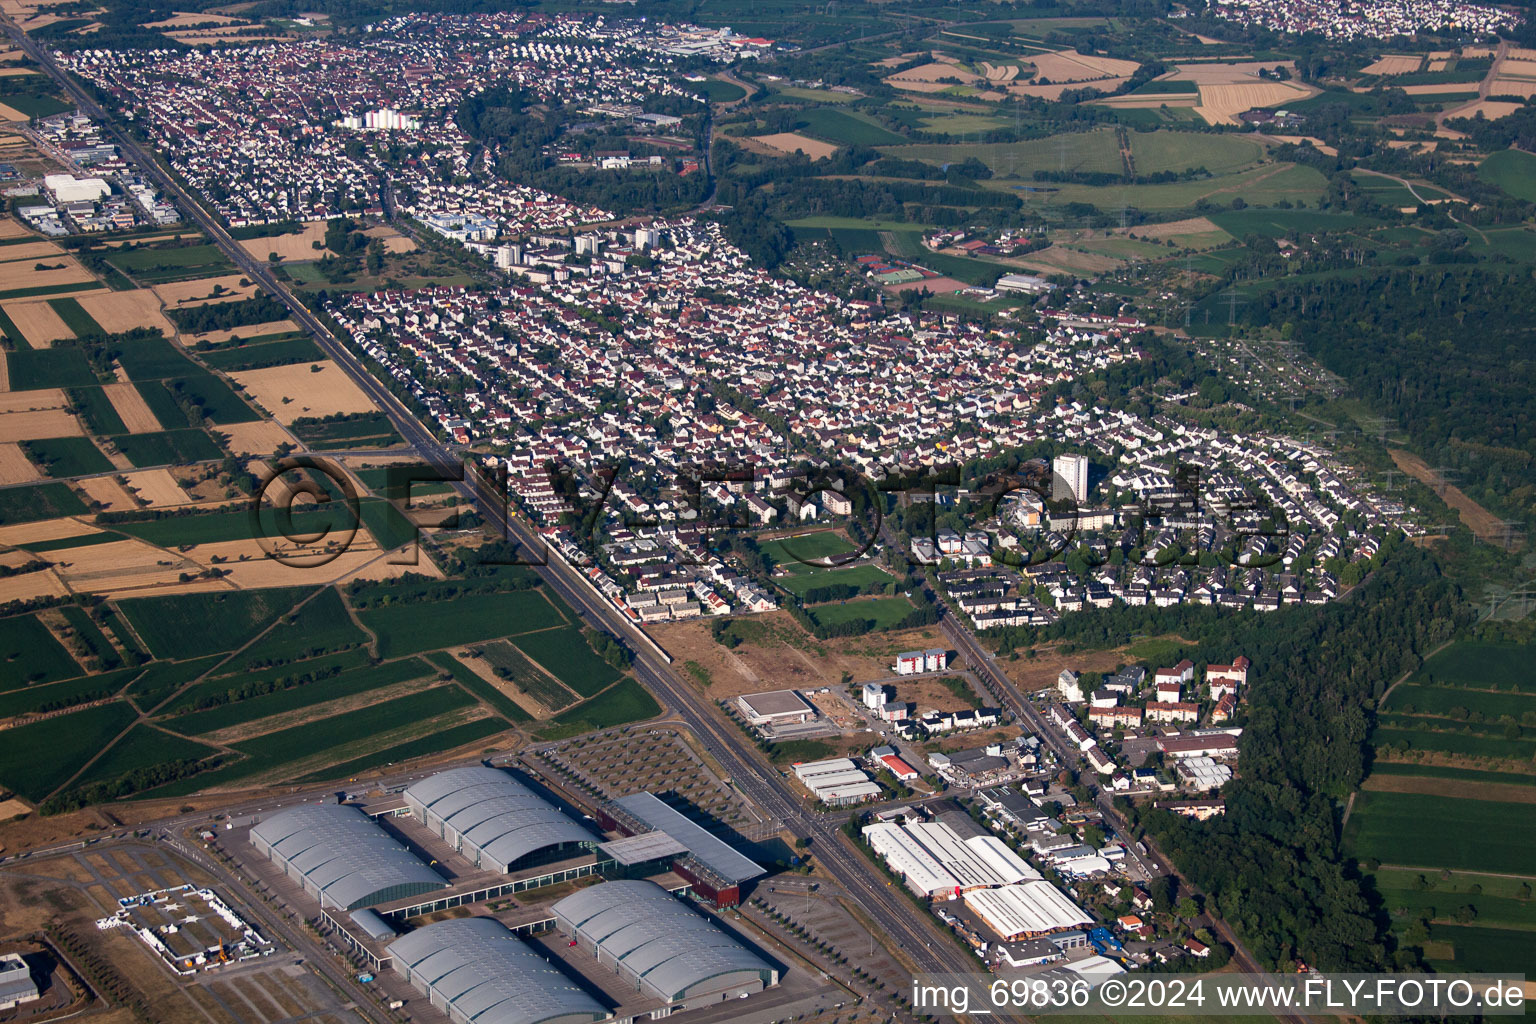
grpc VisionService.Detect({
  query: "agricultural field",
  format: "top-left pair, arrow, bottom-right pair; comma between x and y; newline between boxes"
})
1345,791 -> 1536,876
1478,148 -> 1536,202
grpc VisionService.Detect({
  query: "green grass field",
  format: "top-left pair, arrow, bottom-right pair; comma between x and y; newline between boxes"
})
1009,162 -> 1328,213
806,595 -> 916,630
66,725 -> 220,792
6,348 -> 96,389
22,437 -> 113,478
697,78 -> 747,102
357,589 -> 567,658
534,678 -> 662,740
1407,642 -> 1535,692
1128,131 -> 1264,176
118,588 -> 308,660
1478,148 -> 1536,202
59,605 -> 120,670
0,613 -> 83,685
1383,680 -> 1536,719
164,657 -> 436,736
761,530 -> 857,571
1366,762 -> 1536,787
510,626 -> 621,698
240,588 -> 369,665
124,653 -> 228,711
1345,791 -> 1536,875
69,386 -> 128,436
114,503 -> 353,547
1423,923 -> 1536,973
107,243 -> 233,283
46,297 -> 102,337
0,481 -> 87,525
109,428 -> 226,468
0,701 -> 138,801
196,336 -> 324,371
1373,725 -> 1536,760
295,717 -> 509,783
883,129 -> 1124,178
0,667 -> 138,720
779,563 -> 892,596
793,107 -> 905,147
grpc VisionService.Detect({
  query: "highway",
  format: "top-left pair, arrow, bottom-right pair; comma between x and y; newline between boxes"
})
3,19 -> 980,983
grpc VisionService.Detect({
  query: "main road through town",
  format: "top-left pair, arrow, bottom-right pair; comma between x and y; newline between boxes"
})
3,19 -> 982,981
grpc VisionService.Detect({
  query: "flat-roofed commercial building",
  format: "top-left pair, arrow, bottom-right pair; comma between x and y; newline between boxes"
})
735,689 -> 815,727
404,766 -> 598,874
388,917 -> 608,1024
963,883 -> 1094,941
250,804 -> 448,911
552,880 -> 778,1011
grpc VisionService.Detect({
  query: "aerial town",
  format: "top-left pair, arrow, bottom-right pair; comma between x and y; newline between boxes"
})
1197,0 -> 1520,40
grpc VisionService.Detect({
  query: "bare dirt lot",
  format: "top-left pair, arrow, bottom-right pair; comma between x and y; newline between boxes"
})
228,360 -> 378,422
76,288 -> 176,335
1389,448 -> 1513,547
653,611 -> 948,698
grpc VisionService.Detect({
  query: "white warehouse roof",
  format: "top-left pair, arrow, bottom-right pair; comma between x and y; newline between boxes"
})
250,803 -> 447,911
610,792 -> 764,885
387,917 -> 607,1024
404,766 -> 597,872
552,880 -> 776,1003
964,882 -> 1093,940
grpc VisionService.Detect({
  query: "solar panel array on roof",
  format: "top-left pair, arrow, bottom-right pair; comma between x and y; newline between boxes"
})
249,804 -> 447,911
610,793 -> 763,885
404,766 -> 598,873
552,880 -> 776,1005
388,917 -> 607,1024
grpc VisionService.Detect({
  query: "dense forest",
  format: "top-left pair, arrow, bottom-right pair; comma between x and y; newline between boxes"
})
1116,545 -> 1472,970
1241,267 -> 1536,529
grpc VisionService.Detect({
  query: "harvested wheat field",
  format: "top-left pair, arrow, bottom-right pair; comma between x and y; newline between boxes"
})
1490,78 -> 1536,97
0,441 -> 41,484
1121,215 -> 1228,241
1029,50 -> 1139,83
1195,81 -> 1314,124
51,539 -> 223,598
189,319 -> 300,344
1174,60 -> 1300,83
1362,54 -> 1421,75
0,103 -> 31,122
218,419 -> 295,457
0,240 -> 65,262
753,133 -> 841,159
121,468 -> 192,507
151,273 -> 257,308
335,552 -> 446,584
888,61 -> 983,86
0,256 -> 94,290
229,360 -> 377,422
0,299 -> 73,347
238,221 -> 329,263
1096,93 -> 1199,108
363,224 -> 417,254
1453,100 -> 1524,120
101,381 -> 161,434
142,10 -> 245,27
0,567 -> 65,604
183,536 -> 390,588
0,515 -> 96,546
978,61 -> 1020,82
77,475 -> 139,511
1012,246 -> 1122,275
0,389 -> 80,439
0,219 -> 29,239
1010,79 -> 1129,100
74,289 -> 175,335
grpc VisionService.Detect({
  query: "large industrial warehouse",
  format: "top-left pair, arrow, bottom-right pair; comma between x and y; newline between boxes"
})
403,766 -> 599,873
387,917 -> 609,1024
552,880 -> 779,1010
601,792 -> 764,906
249,804 -> 449,911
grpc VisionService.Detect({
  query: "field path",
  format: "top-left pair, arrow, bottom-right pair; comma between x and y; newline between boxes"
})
1378,862 -> 1536,881
1378,637 -> 1453,708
